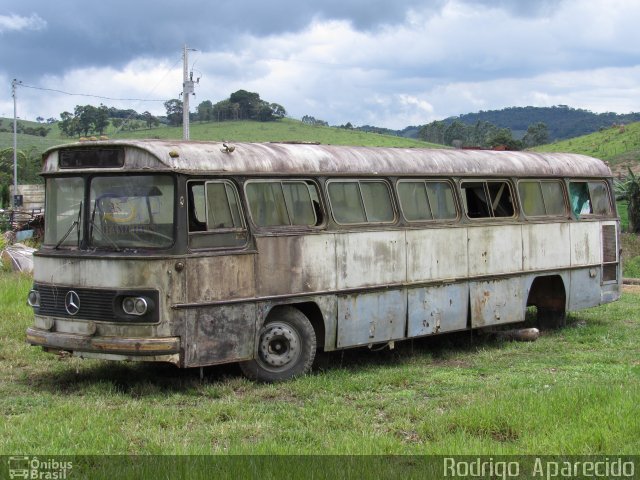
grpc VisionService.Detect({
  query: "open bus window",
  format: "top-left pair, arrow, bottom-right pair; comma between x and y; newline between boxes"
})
328,180 -> 395,224
397,180 -> 457,222
569,181 -> 612,218
188,180 -> 247,249
518,180 -> 566,217
461,180 -> 515,219
245,180 -> 321,228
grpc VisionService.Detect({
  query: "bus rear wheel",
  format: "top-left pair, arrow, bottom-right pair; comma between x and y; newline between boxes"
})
240,307 -> 316,382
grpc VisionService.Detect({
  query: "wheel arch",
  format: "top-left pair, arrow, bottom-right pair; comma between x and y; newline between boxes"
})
265,301 -> 326,352
526,274 -> 568,329
526,274 -> 567,311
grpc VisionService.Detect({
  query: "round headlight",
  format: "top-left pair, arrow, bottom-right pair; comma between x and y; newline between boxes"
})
122,296 -> 149,316
134,298 -> 148,315
27,290 -> 40,308
122,297 -> 135,315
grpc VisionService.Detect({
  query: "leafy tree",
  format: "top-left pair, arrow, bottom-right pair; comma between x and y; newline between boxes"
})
94,104 -> 110,134
0,147 -> 43,201
74,105 -> 97,136
302,115 -> 328,127
523,122 -> 549,147
142,111 -> 160,129
195,91 -> 286,123
0,183 -> 9,208
59,111 -> 79,137
486,128 -> 523,150
470,121 -> 497,147
615,168 -> 640,233
164,99 -> 183,126
196,101 -> 214,122
229,90 -> 261,119
418,120 -> 447,144
269,103 -> 286,119
444,121 -> 467,146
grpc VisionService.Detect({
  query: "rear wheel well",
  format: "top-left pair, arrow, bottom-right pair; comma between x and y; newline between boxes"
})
527,275 -> 567,329
271,302 -> 325,351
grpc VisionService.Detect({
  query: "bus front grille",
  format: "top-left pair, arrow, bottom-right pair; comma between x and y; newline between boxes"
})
32,284 -> 158,323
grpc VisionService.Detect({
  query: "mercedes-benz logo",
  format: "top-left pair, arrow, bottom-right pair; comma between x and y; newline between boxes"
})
65,291 -> 80,316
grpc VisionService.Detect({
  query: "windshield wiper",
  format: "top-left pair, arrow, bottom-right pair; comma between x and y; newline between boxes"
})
89,199 -> 121,251
54,201 -> 82,249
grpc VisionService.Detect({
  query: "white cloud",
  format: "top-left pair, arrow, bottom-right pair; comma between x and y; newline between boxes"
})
4,0 -> 640,129
0,14 -> 46,33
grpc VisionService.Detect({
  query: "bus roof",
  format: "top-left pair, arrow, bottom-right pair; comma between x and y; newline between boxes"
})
44,139 -> 612,178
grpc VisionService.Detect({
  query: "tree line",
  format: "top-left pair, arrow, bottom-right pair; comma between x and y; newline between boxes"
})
0,119 -> 50,137
163,90 -> 287,127
439,106 -> 640,142
418,120 -> 549,150
188,90 -> 286,125
58,105 -> 161,137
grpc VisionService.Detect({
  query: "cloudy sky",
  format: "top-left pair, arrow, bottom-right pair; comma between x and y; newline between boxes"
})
1,0 -> 639,129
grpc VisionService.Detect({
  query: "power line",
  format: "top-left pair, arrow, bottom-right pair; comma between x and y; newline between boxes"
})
19,83 -> 168,102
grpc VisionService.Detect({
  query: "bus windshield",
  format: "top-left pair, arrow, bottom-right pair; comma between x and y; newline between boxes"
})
44,175 -> 175,250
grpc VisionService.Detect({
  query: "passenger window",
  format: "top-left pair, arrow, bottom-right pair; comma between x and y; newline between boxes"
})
398,180 -> 457,222
361,181 -> 394,222
518,180 -> 566,217
327,182 -> 366,224
328,180 -> 395,224
206,182 -> 242,228
190,184 -> 207,225
541,182 -> 566,215
188,180 -> 247,249
461,180 -> 515,219
589,182 -> 611,215
569,181 -> 612,218
246,180 -> 321,227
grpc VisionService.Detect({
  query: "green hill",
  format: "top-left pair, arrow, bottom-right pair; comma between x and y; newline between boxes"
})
109,118 -> 437,147
442,105 -> 640,141
1,117 -> 438,153
532,121 -> 640,176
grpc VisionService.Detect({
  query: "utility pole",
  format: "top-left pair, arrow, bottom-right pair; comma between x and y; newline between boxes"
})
12,78 -> 22,208
182,44 -> 198,140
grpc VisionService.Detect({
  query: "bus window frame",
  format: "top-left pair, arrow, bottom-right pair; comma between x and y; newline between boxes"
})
243,178 -> 326,232
87,172 -> 178,251
326,178 -> 398,226
517,179 -> 568,219
395,178 -> 460,224
187,178 -> 249,251
459,178 -> 518,220
568,179 -> 614,219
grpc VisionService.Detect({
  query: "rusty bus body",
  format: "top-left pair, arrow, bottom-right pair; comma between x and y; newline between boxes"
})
26,140 -> 621,381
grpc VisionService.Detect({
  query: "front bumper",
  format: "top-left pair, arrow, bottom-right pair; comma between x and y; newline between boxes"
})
26,327 -> 180,357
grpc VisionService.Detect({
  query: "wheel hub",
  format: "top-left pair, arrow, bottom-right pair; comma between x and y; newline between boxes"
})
258,324 -> 301,368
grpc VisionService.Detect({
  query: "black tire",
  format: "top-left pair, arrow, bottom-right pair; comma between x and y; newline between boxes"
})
239,306 -> 316,382
538,307 -> 566,330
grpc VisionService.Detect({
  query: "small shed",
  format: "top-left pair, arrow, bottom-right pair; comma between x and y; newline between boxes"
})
10,184 -> 45,212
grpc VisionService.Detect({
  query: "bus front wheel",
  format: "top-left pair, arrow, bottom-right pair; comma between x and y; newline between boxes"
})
240,307 -> 316,382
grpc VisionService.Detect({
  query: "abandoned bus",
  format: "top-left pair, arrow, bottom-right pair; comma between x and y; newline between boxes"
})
26,140 -> 621,381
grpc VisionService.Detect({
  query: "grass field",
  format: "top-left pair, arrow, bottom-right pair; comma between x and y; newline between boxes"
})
533,121 -> 640,176
0,271 -> 638,459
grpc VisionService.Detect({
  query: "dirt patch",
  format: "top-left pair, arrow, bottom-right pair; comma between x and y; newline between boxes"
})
622,284 -> 640,294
